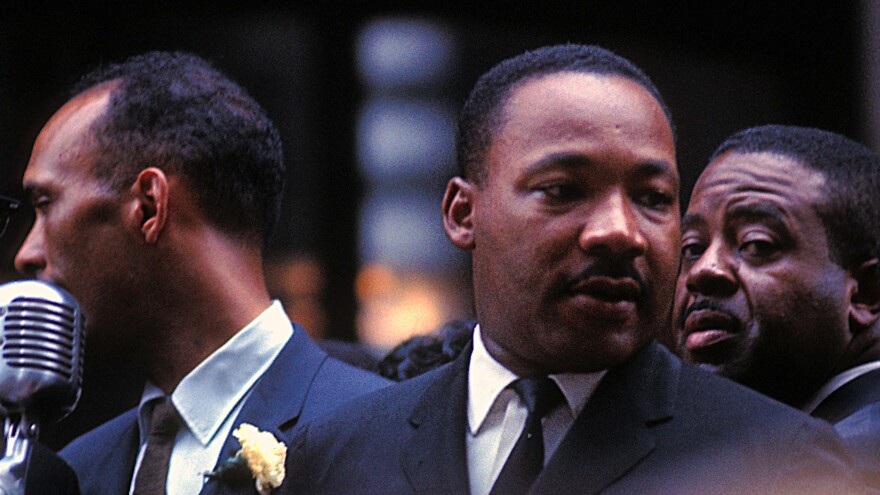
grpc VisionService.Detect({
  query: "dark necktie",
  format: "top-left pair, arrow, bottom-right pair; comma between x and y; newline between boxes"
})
489,376 -> 564,495
133,398 -> 182,495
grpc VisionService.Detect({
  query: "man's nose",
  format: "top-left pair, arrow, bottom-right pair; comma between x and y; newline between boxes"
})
684,242 -> 738,297
14,227 -> 46,277
578,192 -> 648,259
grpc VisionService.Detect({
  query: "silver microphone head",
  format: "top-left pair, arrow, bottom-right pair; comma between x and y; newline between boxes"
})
0,280 -> 84,424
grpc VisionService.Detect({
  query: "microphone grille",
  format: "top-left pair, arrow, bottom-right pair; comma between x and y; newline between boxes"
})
1,296 -> 78,380
0,280 -> 85,421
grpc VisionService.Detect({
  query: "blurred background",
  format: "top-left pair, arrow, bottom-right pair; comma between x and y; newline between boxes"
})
1,1 -> 878,448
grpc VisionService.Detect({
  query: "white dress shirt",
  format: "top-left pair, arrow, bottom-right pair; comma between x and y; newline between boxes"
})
466,325 -> 607,495
802,360 -> 880,414
129,300 -> 292,495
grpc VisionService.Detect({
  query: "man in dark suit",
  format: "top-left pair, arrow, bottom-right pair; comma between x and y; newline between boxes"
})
674,125 -> 880,488
281,45 -> 867,494
12,51 -> 389,495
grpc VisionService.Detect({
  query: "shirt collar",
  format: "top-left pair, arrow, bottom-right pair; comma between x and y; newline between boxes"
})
136,383 -> 166,444
467,325 -> 607,435
137,301 -> 293,445
802,360 -> 880,413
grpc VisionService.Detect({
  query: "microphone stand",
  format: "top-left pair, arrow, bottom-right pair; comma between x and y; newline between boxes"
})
0,413 -> 36,495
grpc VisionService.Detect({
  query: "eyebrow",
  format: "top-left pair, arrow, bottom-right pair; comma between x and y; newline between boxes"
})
680,212 -> 705,231
526,152 -> 676,177
725,202 -> 789,225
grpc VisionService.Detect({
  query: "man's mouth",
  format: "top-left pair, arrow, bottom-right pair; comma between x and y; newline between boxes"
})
569,276 -> 641,302
562,276 -> 642,321
682,308 -> 741,354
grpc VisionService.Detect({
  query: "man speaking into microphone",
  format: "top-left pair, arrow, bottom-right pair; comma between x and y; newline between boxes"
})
12,52 -> 389,495
0,197 -> 80,495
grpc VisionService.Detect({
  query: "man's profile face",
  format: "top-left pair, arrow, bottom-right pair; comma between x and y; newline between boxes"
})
468,72 -> 679,375
14,87 -> 137,351
673,151 -> 852,405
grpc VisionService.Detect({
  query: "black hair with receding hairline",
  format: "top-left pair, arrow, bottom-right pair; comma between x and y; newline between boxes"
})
70,51 -> 285,244
711,124 -> 880,268
456,43 -> 675,183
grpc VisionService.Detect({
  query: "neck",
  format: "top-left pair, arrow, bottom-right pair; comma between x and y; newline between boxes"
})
139,228 -> 272,394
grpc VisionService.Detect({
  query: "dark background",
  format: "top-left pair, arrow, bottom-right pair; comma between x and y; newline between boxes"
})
0,1 -> 873,449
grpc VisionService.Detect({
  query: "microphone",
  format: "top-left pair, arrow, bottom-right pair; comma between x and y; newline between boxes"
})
0,280 -> 85,495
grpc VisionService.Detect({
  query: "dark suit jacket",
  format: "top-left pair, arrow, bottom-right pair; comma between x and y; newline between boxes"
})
284,341 -> 867,495
23,442 -> 80,495
812,367 -> 880,488
59,326 -> 390,495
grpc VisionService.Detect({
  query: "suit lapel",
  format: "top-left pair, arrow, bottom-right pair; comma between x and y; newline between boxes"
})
532,342 -> 679,495
92,414 -> 140,495
200,327 -> 328,495
401,343 -> 473,495
812,367 -> 880,423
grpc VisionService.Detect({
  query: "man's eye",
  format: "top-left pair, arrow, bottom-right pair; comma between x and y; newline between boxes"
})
681,240 -> 705,260
638,190 -> 674,211
537,184 -> 579,201
740,239 -> 776,258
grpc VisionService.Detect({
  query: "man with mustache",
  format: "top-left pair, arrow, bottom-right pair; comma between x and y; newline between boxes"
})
280,45 -> 866,494
674,124 -> 880,487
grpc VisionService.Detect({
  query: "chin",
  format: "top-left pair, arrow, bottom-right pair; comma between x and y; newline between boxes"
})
552,334 -> 648,373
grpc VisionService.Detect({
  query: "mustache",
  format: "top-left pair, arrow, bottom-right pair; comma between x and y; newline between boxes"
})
564,259 -> 648,295
678,299 -> 738,329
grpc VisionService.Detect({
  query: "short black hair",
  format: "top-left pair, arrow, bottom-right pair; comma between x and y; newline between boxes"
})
457,44 -> 675,182
712,124 -> 880,268
71,51 -> 284,243
376,318 -> 474,381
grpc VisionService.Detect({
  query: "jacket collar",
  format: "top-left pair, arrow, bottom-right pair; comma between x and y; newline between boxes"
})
200,326 -> 328,495
402,342 -> 474,495
532,341 -> 679,495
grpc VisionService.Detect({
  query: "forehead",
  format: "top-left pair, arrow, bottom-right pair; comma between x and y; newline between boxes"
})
690,151 -> 827,213
23,88 -> 111,187
486,72 -> 676,177
683,151 -> 831,241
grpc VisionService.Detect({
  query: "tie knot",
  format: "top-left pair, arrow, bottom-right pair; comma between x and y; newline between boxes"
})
148,398 -> 182,438
512,376 -> 563,418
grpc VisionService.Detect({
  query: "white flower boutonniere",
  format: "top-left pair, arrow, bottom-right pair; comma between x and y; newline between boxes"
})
204,423 -> 287,495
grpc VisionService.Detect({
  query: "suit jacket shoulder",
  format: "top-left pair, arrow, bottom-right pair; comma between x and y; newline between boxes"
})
286,350 -> 470,495
812,367 -> 880,488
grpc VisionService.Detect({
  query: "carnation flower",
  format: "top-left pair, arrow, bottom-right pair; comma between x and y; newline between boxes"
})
232,423 -> 287,494
204,423 -> 286,495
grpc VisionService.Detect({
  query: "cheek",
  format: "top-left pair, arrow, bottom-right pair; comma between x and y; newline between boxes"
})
672,277 -> 689,318
748,270 -> 843,336
646,224 -> 681,285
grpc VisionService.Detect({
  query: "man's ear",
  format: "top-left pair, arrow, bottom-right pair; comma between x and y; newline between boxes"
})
441,177 -> 477,250
129,168 -> 169,244
849,258 -> 880,332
